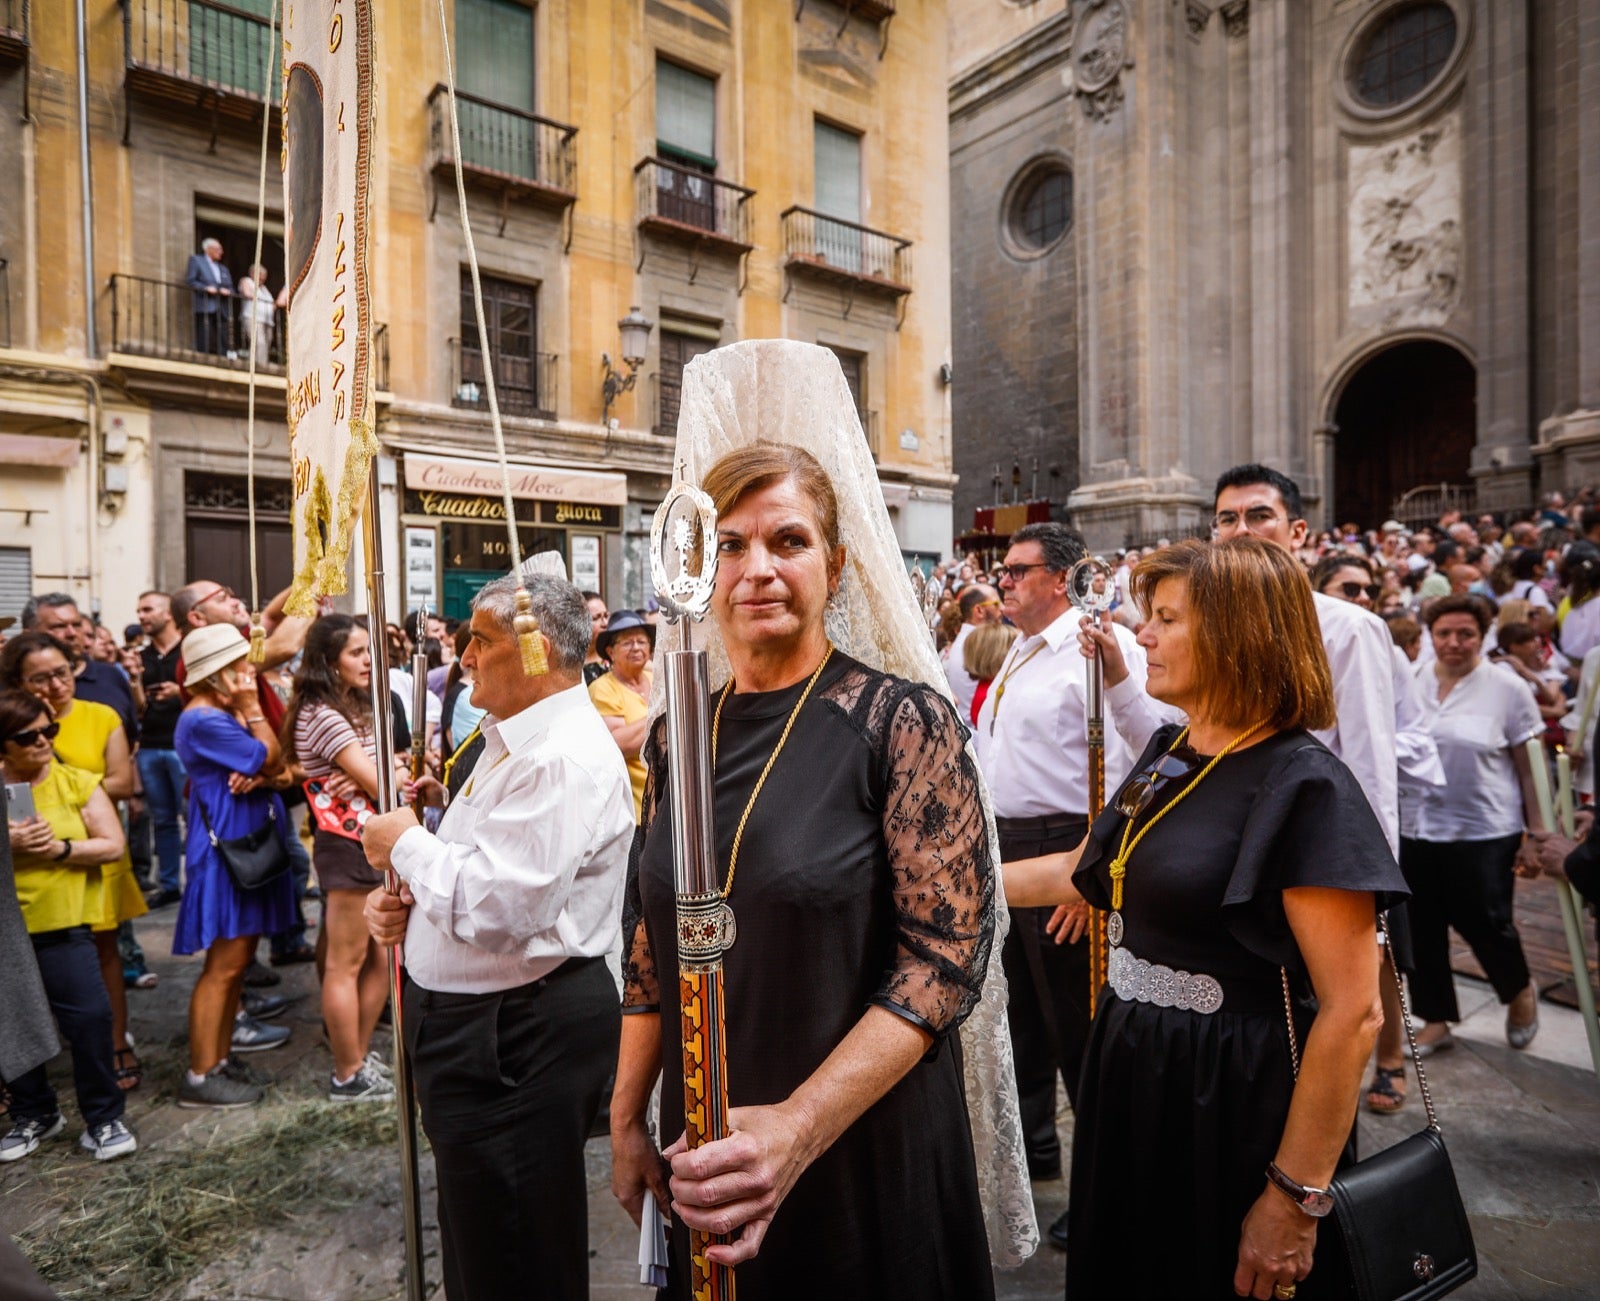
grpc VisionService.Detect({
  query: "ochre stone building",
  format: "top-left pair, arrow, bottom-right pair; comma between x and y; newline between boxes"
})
950,0 -> 1600,552
0,0 -> 952,623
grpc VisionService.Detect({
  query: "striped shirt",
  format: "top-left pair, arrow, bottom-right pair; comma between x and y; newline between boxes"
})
294,701 -> 376,781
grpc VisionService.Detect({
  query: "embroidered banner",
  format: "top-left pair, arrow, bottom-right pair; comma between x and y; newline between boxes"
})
281,0 -> 378,615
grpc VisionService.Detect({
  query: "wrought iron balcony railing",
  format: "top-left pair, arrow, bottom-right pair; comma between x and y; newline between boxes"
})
123,0 -> 282,139
428,85 -> 577,207
110,272 -> 287,373
450,337 -> 557,420
781,206 -> 911,295
635,157 -> 753,251
110,272 -> 389,391
0,0 -> 28,64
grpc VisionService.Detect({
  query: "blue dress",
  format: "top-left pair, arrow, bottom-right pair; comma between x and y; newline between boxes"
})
172,707 -> 296,954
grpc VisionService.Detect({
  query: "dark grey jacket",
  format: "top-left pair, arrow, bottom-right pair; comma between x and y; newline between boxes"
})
1,786 -> 59,1082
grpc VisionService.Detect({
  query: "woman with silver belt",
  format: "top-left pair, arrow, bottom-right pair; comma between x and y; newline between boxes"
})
1007,538 -> 1407,1300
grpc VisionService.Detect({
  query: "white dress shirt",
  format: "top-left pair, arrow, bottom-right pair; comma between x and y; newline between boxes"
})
1410,658 -> 1542,842
1394,644 -> 1446,840
973,608 -> 1149,818
1311,592 -> 1400,856
944,622 -> 979,716
392,683 -> 635,993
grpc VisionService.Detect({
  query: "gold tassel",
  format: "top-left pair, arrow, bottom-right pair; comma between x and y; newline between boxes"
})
513,587 -> 547,677
248,617 -> 267,666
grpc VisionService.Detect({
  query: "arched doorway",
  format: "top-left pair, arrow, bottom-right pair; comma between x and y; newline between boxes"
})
1332,340 -> 1476,527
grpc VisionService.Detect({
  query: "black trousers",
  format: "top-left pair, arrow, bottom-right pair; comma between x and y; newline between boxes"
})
7,926 -> 123,1131
997,816 -> 1090,1179
1400,834 -> 1530,1023
403,958 -> 619,1301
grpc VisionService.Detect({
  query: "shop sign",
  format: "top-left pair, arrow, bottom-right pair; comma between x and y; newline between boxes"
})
404,454 -> 628,506
538,500 -> 622,529
404,489 -> 538,524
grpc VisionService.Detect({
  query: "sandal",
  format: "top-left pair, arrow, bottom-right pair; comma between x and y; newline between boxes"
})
114,1046 -> 142,1092
1365,1064 -> 1407,1114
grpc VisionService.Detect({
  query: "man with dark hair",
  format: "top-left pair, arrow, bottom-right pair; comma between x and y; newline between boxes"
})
135,591 -> 186,905
21,594 -> 138,742
1211,462 -> 1304,525
944,581 -> 1001,715
973,521 -> 1157,1247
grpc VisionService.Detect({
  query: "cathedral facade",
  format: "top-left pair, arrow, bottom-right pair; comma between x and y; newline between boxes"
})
950,0 -> 1600,550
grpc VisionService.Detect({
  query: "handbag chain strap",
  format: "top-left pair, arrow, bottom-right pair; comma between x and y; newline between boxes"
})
191,783 -> 274,849
1280,914 -> 1440,1133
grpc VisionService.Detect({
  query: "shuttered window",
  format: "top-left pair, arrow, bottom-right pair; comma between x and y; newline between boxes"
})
814,121 -> 862,222
0,547 -> 31,626
656,60 -> 716,170
456,0 -> 535,112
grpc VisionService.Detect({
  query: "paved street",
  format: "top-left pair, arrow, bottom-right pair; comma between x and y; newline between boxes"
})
3,905 -> 1597,1299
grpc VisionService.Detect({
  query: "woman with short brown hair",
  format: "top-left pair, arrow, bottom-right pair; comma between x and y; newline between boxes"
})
1007,537 -> 1407,1300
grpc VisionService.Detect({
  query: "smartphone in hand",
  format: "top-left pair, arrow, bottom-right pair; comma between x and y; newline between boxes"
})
5,782 -> 36,823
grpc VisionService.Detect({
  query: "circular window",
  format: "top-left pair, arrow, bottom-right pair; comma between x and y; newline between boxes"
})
1009,167 -> 1073,254
1351,3 -> 1458,108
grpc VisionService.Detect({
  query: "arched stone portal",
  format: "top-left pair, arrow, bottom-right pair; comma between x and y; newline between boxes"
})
1331,340 -> 1476,527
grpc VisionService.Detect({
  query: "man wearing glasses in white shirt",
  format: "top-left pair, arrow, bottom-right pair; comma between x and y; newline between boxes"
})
362,573 -> 634,1301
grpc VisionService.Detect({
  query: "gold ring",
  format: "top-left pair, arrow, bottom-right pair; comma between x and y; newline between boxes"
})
1273,1285 -> 1297,1300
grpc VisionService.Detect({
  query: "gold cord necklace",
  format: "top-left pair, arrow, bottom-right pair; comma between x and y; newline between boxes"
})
1107,721 -> 1268,927
710,643 -> 834,900
987,639 -> 1048,735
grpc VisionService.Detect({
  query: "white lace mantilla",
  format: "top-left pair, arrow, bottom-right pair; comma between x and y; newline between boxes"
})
650,339 -> 1038,1267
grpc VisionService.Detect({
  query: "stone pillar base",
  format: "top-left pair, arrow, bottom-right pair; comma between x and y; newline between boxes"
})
1066,474 -> 1210,552
1533,410 -> 1600,497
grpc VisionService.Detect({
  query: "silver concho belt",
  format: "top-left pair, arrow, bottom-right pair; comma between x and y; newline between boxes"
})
1108,944 -> 1225,1015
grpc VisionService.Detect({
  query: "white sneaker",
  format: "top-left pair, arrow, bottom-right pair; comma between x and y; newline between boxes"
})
329,1063 -> 395,1103
364,1050 -> 394,1081
0,1113 -> 64,1163
79,1119 -> 138,1162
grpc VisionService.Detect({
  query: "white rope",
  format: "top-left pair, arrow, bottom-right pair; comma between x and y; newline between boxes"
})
433,0 -> 525,576
243,0 -> 279,647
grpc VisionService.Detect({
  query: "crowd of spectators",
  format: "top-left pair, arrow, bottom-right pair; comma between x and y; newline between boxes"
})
0,576 -> 658,1162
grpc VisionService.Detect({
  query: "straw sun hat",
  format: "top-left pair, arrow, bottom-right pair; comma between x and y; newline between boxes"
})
179,623 -> 251,687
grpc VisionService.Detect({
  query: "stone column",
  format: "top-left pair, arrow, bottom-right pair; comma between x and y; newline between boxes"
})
1577,0 -> 1600,412
1469,0 -> 1534,508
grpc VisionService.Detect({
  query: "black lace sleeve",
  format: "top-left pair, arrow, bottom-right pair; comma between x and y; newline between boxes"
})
620,716 -> 668,1013
871,682 -> 996,1038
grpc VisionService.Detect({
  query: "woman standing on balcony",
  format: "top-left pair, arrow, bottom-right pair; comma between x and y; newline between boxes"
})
238,264 -> 287,367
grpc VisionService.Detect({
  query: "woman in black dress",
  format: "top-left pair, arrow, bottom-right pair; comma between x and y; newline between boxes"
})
1007,538 -> 1407,1301
610,442 -> 999,1298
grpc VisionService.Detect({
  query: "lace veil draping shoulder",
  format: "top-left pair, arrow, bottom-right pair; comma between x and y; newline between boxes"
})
649,338 -> 1038,1267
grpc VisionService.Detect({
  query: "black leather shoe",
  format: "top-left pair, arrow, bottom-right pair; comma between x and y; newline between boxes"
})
1047,1207 -> 1070,1251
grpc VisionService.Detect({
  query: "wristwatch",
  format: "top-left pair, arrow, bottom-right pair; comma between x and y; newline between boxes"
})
53,838 -> 74,862
1265,1162 -> 1335,1218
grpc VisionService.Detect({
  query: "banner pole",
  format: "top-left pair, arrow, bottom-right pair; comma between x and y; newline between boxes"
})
361,457 -> 427,1301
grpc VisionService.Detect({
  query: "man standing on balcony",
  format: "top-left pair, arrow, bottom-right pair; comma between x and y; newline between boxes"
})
185,239 -> 234,357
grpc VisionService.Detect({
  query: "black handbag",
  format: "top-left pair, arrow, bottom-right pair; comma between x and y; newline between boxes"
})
194,791 -> 291,891
1282,918 -> 1477,1301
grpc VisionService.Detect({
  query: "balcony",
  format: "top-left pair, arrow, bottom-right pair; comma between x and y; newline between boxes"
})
781,206 -> 911,299
122,0 -> 281,147
0,0 -> 27,65
427,85 -> 577,215
108,271 -> 389,392
450,338 -> 557,420
635,158 -> 753,256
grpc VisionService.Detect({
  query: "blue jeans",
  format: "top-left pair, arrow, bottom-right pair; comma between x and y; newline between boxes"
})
8,927 -> 124,1130
136,747 -> 187,894
270,805 -> 312,958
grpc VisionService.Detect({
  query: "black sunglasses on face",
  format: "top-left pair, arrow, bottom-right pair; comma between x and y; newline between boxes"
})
1115,744 -> 1202,818
1337,581 -> 1382,601
996,562 -> 1054,584
6,722 -> 60,748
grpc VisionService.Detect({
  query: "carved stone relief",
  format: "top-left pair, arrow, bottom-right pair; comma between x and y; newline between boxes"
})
1071,0 -> 1134,122
1220,0 -> 1248,38
1347,111 -> 1462,328
1185,2 -> 1212,41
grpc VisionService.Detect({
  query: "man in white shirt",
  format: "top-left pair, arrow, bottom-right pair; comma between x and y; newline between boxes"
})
974,522 -> 1151,1247
363,574 -> 635,1301
943,582 -> 1001,715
